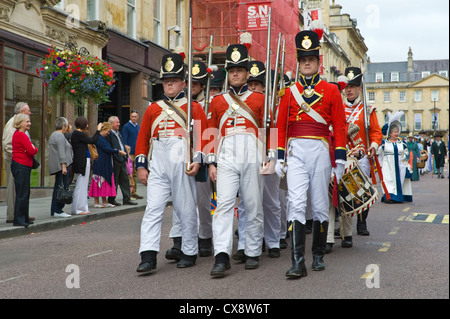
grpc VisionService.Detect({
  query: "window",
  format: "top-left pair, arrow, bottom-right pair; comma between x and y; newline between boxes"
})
399,91 -> 406,102
421,71 -> 430,78
375,72 -> 383,83
87,0 -> 99,21
391,72 -> 399,82
414,113 -> 422,131
400,113 -> 407,129
431,90 -> 439,102
127,0 -> 136,38
383,91 -> 391,103
368,92 -> 375,102
439,70 -> 448,78
4,46 -> 24,70
431,113 -> 439,130
414,90 -> 422,102
153,0 -> 161,44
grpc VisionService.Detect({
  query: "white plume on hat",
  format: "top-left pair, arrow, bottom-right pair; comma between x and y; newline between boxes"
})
387,110 -> 404,134
310,19 -> 324,40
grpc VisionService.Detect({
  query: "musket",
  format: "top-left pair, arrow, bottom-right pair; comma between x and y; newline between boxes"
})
222,43 -> 230,92
262,7 -> 272,168
186,17 -> 193,171
360,59 -> 391,200
271,32 -> 282,126
204,35 -> 214,115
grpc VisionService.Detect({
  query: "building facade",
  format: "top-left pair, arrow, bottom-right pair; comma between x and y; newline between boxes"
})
366,47 -> 449,140
0,0 -> 187,198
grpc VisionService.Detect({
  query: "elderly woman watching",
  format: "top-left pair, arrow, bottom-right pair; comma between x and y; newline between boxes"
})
49,117 -> 73,218
11,113 -> 38,228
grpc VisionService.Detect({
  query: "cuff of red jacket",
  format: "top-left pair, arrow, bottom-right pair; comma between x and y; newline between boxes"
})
277,148 -> 285,160
206,153 -> 216,164
335,148 -> 347,161
135,154 -> 148,170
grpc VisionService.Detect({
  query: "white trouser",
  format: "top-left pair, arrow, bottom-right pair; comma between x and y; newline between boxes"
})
72,159 -> 91,214
213,134 -> 264,258
286,139 -> 332,224
279,186 -> 288,239
169,179 -> 212,239
139,138 -> 198,256
238,173 -> 281,249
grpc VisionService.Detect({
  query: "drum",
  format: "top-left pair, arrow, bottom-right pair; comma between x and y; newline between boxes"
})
329,157 -> 378,217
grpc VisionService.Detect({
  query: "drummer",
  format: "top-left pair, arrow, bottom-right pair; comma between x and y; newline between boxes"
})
330,67 -> 382,250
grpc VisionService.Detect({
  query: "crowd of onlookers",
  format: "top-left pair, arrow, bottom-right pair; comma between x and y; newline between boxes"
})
2,102 -> 142,228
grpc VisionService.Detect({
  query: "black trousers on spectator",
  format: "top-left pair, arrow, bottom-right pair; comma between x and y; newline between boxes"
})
11,160 -> 31,224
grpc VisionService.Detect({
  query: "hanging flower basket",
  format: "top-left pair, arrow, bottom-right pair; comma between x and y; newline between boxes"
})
37,45 -> 116,106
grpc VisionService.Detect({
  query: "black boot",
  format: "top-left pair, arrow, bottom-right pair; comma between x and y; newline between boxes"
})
341,236 -> 353,248
136,250 -> 157,273
305,219 -> 313,234
357,210 -> 370,236
199,238 -> 213,257
311,220 -> 328,271
210,252 -> 231,277
177,253 -> 197,268
285,220 -> 307,278
165,237 -> 183,261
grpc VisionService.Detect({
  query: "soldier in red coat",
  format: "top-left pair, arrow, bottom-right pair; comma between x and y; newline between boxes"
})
207,44 -> 273,277
275,30 -> 347,278
134,53 -> 208,273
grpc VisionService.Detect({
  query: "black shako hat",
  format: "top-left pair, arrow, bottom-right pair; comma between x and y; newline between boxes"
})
345,67 -> 363,87
210,69 -> 225,88
225,44 -> 249,70
248,61 -> 266,85
191,61 -> 208,86
295,30 -> 320,61
160,53 -> 185,79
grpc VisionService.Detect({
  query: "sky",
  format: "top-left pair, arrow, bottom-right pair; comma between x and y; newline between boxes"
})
334,0 -> 449,62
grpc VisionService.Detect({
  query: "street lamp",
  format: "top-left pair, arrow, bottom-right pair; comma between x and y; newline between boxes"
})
432,97 -> 437,137
167,25 -> 181,50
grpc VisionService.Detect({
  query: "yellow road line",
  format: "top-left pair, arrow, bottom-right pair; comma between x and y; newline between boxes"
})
397,216 -> 406,221
402,207 -> 411,212
378,242 -> 391,252
443,215 -> 449,224
389,227 -> 399,235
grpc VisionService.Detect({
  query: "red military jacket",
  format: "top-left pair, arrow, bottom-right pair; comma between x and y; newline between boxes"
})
277,75 -> 347,162
206,85 -> 266,163
344,100 -> 383,155
135,92 -> 208,169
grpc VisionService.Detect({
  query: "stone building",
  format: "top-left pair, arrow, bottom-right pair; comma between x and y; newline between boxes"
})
0,0 -> 188,197
366,47 -> 449,139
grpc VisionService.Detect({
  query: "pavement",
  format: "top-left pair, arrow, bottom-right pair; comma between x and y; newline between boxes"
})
0,187 -> 148,240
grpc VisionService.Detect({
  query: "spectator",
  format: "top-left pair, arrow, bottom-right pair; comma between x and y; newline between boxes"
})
49,117 -> 73,218
431,134 -> 447,179
70,117 -> 102,215
106,116 -> 137,206
88,122 -> 127,208
11,114 -> 38,228
2,102 -> 32,223
122,110 -> 143,199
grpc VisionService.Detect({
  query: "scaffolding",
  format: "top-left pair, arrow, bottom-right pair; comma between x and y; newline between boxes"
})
192,0 -> 300,74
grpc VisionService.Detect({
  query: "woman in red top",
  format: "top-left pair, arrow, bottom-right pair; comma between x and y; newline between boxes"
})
11,114 -> 38,228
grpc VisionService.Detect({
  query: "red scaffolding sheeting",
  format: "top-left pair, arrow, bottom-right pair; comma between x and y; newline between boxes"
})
192,0 -> 300,75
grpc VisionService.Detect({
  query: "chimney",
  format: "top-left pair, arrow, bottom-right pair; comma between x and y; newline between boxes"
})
407,47 -> 413,81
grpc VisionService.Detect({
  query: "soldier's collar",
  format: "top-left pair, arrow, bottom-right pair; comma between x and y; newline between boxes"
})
164,90 -> 185,102
229,84 -> 249,96
299,73 -> 320,88
194,90 -> 205,102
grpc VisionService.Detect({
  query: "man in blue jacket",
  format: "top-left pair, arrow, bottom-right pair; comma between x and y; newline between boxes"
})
122,110 -> 143,199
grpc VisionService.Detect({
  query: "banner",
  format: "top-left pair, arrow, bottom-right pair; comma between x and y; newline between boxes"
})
303,9 -> 322,30
245,2 -> 272,30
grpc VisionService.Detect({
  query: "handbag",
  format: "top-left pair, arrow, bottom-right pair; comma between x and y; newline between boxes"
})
56,182 -> 73,204
88,143 -> 98,161
32,156 -> 40,169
